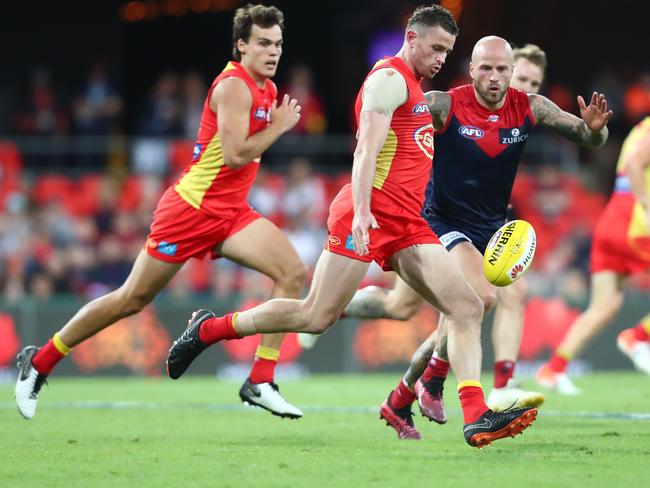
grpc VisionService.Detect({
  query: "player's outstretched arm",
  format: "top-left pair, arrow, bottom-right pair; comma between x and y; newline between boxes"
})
424,90 -> 452,130
212,77 -> 301,168
351,111 -> 390,256
529,92 -> 612,148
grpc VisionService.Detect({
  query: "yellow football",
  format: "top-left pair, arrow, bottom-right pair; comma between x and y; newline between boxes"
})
483,220 -> 536,287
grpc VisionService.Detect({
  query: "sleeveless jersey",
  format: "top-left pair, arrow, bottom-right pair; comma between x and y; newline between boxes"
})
353,56 -> 434,216
425,84 -> 535,235
611,116 -> 650,251
174,61 -> 277,216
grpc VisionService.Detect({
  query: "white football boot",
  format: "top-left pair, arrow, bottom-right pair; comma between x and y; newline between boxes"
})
617,329 -> 650,374
297,332 -> 321,350
487,378 -> 545,411
15,346 -> 48,419
239,378 -> 303,419
535,364 -> 581,395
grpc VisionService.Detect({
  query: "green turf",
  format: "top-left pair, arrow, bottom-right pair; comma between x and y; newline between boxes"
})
1,373 -> 649,487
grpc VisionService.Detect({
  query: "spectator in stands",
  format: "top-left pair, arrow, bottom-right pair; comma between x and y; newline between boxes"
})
139,71 -> 183,136
72,58 -> 123,136
11,67 -> 69,137
181,70 -> 207,139
624,71 -> 650,125
281,156 -> 327,223
282,64 -> 326,134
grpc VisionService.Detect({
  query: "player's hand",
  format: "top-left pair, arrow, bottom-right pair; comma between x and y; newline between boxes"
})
271,94 -> 301,133
352,209 -> 379,256
577,92 -> 613,132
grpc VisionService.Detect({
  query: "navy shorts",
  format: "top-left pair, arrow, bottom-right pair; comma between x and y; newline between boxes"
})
422,207 -> 501,254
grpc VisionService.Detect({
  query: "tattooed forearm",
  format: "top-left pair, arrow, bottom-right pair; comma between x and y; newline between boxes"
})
529,94 -> 608,148
425,90 -> 451,130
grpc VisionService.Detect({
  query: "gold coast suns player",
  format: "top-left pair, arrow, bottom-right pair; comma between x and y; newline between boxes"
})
16,4 -> 306,420
537,117 -> 650,394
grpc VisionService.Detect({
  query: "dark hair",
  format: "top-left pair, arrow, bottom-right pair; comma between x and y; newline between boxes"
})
513,44 -> 548,73
406,4 -> 459,36
232,4 -> 285,61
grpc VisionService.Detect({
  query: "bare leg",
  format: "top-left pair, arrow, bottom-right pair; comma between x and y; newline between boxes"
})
59,250 -> 182,346
235,250 -> 370,335
492,277 -> 528,362
389,244 -> 484,383
556,271 -> 624,357
219,218 -> 308,352
344,276 -> 424,320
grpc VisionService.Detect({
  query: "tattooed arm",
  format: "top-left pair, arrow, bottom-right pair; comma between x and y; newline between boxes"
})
425,90 -> 452,131
528,91 -> 613,148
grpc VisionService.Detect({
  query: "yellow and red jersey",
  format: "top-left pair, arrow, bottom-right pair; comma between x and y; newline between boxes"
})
353,56 -> 434,217
174,61 -> 277,217
592,117 -> 650,272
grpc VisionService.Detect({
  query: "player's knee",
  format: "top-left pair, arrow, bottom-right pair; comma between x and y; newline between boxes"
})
119,288 -> 156,315
479,289 -> 498,312
450,293 -> 484,327
594,293 -> 624,323
276,262 -> 309,295
499,279 -> 528,306
307,308 -> 340,334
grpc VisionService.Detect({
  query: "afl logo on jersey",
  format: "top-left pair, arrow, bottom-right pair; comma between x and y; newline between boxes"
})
254,108 -> 268,120
412,102 -> 430,115
414,124 -> 434,159
458,125 -> 484,139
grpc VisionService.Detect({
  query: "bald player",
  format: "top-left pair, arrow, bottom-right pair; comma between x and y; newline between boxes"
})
345,36 -> 611,438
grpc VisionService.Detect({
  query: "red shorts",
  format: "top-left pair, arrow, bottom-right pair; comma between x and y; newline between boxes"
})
325,185 -> 440,271
591,193 -> 650,275
146,187 -> 261,263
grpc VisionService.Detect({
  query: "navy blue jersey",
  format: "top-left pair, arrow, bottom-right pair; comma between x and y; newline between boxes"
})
424,84 -> 535,237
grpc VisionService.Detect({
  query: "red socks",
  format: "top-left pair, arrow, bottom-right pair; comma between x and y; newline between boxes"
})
199,313 -> 242,345
421,356 -> 450,383
458,382 -> 489,423
390,379 -> 416,409
249,345 -> 280,384
548,352 -> 570,373
633,323 -> 650,342
493,360 -> 515,389
32,335 -> 70,375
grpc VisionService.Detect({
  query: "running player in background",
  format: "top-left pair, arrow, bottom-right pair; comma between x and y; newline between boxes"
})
167,5 -> 539,448
16,4 -> 306,420
345,37 -> 611,438
536,117 -> 650,394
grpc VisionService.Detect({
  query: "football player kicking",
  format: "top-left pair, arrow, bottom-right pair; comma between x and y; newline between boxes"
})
344,37 -> 612,439
536,118 -> 650,394
167,5 -> 540,448
16,4 -> 306,420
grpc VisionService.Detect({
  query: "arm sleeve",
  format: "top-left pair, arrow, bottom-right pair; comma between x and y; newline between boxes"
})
361,68 -> 408,116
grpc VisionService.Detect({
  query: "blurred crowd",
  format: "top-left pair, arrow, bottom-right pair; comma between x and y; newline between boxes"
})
2,57 -> 650,310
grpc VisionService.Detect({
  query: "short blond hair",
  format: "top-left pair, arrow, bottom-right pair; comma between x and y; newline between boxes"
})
513,44 -> 547,74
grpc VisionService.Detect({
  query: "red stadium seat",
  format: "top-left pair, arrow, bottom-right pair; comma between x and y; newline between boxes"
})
31,174 -> 75,213
169,139 -> 195,177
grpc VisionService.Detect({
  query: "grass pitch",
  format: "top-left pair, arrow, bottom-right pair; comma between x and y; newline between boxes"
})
1,373 -> 649,487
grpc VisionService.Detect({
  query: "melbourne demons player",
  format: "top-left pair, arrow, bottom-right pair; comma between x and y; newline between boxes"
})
16,4 -> 306,420
537,117 -> 650,394
345,36 -> 612,439
167,5 -> 538,448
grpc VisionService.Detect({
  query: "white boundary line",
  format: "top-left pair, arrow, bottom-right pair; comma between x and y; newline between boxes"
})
1,401 -> 650,420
